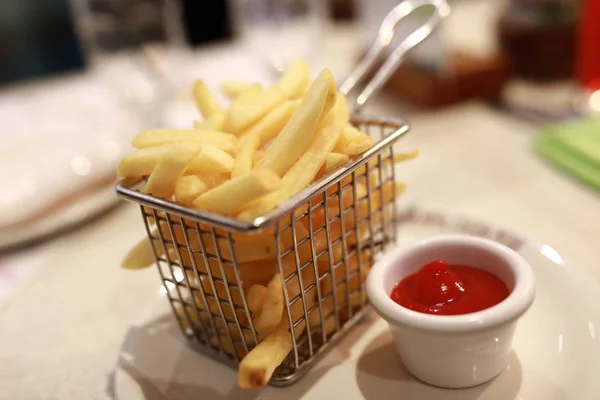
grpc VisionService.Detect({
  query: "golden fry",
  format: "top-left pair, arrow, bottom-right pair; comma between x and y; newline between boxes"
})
276,59 -> 310,99
257,69 -> 337,176
121,235 -> 162,269
333,124 -> 375,155
238,100 -> 300,146
223,86 -> 286,135
220,81 -> 262,100
186,145 -> 235,174
316,152 -> 349,178
253,273 -> 284,338
132,129 -> 237,154
144,144 -> 200,199
231,135 -> 259,178
193,114 -> 225,131
175,175 -> 208,207
192,80 -> 223,118
192,170 -> 282,215
117,145 -> 171,178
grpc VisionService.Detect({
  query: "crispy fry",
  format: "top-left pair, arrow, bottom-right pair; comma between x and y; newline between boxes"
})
334,124 -> 375,155
186,145 -> 235,174
193,114 -> 225,131
238,320 -> 295,388
193,80 -> 223,119
195,173 -> 228,189
175,175 -> 208,206
275,59 -> 311,99
221,81 -> 263,100
144,144 -> 200,199
316,152 -> 349,178
231,135 -> 260,178
121,235 -> 162,269
132,129 -> 237,154
236,84 -> 263,101
253,150 -> 265,166
192,170 -> 282,215
239,92 -> 349,220
253,273 -> 284,338
247,285 -> 268,315
223,86 -> 286,134
257,69 -> 337,176
238,100 -> 300,146
117,145 -> 171,178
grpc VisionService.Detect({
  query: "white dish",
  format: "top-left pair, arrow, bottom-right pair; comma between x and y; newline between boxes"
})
367,234 -> 535,388
113,208 -> 600,399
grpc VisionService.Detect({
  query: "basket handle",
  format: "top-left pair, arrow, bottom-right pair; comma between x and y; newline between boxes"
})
340,0 -> 450,113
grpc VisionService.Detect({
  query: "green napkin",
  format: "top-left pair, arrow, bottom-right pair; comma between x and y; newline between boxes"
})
534,118 -> 600,191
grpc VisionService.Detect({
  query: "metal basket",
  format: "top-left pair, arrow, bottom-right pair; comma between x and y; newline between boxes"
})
116,0 -> 448,386
116,116 -> 407,385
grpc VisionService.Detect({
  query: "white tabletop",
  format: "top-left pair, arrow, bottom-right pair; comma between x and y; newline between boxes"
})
1,17 -> 599,400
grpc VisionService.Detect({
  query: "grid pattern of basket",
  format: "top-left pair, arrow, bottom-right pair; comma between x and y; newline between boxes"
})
117,116 -> 408,385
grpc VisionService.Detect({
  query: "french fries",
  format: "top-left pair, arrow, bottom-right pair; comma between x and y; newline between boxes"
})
121,235 -> 163,269
192,170 -> 282,215
334,124 -> 375,155
117,59 -> 418,389
223,86 -> 286,134
193,80 -> 223,119
144,144 -> 200,199
221,82 -> 263,100
257,69 -> 337,176
132,129 -> 237,154
175,175 -> 207,207
185,145 -> 235,174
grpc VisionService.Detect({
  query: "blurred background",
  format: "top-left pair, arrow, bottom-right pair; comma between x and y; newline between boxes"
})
0,0 -> 597,253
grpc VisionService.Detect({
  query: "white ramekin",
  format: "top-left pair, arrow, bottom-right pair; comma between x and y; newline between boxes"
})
366,234 -> 535,389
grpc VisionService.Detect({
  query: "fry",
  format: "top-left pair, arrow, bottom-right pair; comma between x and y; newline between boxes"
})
334,124 -> 375,155
231,135 -> 260,178
316,152 -> 349,178
238,319 -> 296,389
257,69 -> 337,176
117,145 -> 170,178
144,144 -> 200,199
238,100 -> 300,146
253,274 -> 284,338
193,80 -> 223,119
223,86 -> 286,134
192,170 -> 283,214
132,129 -> 237,154
221,81 -> 262,100
253,150 -> 265,165
175,175 -> 208,206
186,145 -> 235,174
236,84 -> 263,101
239,92 -> 348,220
247,285 -> 268,315
196,173 -> 228,189
276,59 -> 310,99
193,114 -> 225,131
121,236 -> 162,269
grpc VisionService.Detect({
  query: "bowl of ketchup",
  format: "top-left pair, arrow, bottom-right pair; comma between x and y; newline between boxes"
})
366,234 -> 535,389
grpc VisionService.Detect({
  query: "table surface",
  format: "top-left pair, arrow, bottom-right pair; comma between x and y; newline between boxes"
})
1,16 -> 599,400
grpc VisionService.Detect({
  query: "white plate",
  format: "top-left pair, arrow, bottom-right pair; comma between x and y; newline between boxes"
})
113,208 -> 600,400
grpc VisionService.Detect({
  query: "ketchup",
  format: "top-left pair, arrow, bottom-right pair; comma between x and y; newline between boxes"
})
390,260 -> 509,315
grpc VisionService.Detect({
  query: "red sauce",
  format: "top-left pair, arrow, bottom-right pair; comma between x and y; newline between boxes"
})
390,260 -> 509,315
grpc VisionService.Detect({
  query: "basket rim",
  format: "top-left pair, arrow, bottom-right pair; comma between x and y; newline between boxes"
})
115,115 -> 410,233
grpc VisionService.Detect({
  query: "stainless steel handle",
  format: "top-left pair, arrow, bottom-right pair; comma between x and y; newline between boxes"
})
340,0 -> 450,113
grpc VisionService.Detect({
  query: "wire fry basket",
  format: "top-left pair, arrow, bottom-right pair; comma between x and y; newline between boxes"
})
116,0 -> 448,386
